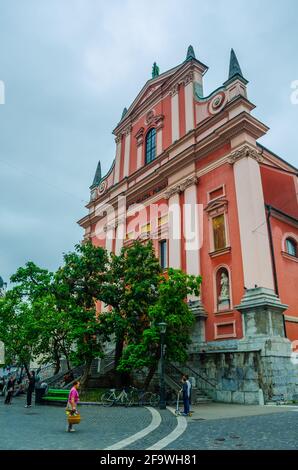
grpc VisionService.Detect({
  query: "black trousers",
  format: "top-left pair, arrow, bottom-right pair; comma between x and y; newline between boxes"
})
27,388 -> 34,406
5,391 -> 13,404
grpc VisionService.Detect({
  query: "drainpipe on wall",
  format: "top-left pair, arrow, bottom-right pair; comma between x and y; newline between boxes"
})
266,205 -> 287,338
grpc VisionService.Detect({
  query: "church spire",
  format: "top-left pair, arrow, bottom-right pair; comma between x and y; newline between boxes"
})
185,45 -> 196,61
228,48 -> 244,80
92,160 -> 102,187
121,107 -> 128,120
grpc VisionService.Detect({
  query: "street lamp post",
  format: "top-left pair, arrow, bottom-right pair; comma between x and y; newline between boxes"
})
157,322 -> 167,410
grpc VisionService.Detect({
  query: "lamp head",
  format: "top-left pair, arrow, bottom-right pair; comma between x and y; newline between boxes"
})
157,322 -> 167,334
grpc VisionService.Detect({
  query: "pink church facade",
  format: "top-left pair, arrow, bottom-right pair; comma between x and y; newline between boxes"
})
79,47 -> 298,403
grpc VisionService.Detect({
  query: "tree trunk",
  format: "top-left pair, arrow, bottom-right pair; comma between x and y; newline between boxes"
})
80,358 -> 92,389
144,361 -> 158,391
114,335 -> 124,369
54,355 -> 61,375
23,363 -> 30,380
144,348 -> 161,391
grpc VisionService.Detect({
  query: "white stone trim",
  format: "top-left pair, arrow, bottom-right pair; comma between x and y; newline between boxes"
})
123,131 -> 131,177
184,183 -> 200,275
184,81 -> 194,133
114,138 -> 122,184
171,92 -> 179,143
168,193 -> 181,269
137,144 -> 143,170
156,128 -> 162,156
284,315 -> 298,323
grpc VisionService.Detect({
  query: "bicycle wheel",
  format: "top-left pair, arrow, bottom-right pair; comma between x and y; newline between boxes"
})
149,393 -> 160,407
127,390 -> 139,407
101,391 -> 115,407
139,392 -> 152,406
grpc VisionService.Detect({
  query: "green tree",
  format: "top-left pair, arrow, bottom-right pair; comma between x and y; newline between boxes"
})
6,262 -> 72,375
0,290 -> 39,378
101,241 -> 161,378
55,242 -> 112,387
117,268 -> 202,389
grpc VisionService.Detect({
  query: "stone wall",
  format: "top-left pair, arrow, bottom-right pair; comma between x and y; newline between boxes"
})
188,346 -> 298,404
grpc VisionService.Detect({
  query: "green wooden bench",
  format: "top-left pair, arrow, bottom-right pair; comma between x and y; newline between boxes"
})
42,388 -> 69,405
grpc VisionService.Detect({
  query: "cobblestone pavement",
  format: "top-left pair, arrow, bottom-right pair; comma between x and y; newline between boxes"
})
0,395 -> 154,450
1,395 -> 297,450
164,410 -> 298,450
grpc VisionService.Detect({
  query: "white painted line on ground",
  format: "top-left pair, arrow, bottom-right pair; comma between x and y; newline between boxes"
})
146,406 -> 187,450
104,406 -> 161,450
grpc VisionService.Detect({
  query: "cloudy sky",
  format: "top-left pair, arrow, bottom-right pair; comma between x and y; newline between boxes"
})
0,0 -> 297,284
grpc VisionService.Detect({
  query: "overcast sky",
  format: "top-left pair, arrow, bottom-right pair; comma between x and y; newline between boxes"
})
0,0 -> 297,284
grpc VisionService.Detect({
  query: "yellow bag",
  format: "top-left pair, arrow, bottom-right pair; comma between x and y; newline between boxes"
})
68,412 -> 81,425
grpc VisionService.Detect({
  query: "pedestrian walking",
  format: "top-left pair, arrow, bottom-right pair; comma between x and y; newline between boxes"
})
25,371 -> 36,408
4,376 -> 15,404
65,380 -> 80,432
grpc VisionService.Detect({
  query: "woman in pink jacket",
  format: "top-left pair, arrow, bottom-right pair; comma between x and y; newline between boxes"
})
66,381 -> 80,432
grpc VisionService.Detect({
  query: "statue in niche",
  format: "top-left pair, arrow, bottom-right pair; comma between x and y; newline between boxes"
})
218,270 -> 230,311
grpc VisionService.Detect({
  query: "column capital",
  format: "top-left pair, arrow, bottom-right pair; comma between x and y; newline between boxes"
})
165,175 -> 198,199
123,124 -> 133,136
169,83 -> 179,96
115,134 -> 122,144
181,70 -> 194,86
227,144 -> 264,165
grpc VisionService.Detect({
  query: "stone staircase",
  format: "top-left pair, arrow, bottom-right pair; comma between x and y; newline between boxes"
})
165,362 -> 213,404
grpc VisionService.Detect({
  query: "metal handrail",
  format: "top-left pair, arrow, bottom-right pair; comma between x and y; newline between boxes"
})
166,361 -> 217,390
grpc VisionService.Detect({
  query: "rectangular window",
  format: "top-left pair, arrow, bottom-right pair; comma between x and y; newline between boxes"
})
159,240 -> 168,269
212,214 -> 226,250
141,223 -> 151,234
208,186 -> 224,202
158,214 -> 168,227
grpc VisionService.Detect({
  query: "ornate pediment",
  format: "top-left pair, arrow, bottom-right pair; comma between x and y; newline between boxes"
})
205,197 -> 228,216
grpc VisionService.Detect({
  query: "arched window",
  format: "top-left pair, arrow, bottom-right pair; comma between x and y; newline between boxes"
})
285,238 -> 297,257
145,128 -> 156,164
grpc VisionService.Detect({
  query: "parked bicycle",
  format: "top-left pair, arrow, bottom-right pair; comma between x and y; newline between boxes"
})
101,388 -> 132,407
128,387 -> 160,407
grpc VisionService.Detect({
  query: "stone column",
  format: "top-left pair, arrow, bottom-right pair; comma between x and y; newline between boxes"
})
183,71 -> 195,133
166,188 -> 181,269
113,135 -> 122,185
156,115 -> 164,157
135,127 -> 144,170
230,145 -> 274,290
170,84 -> 180,143
182,176 -> 207,345
182,177 -> 200,280
123,124 -> 132,178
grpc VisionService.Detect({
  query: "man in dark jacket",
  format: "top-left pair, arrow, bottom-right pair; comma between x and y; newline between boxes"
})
181,376 -> 190,416
25,371 -> 36,408
4,376 -> 15,404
